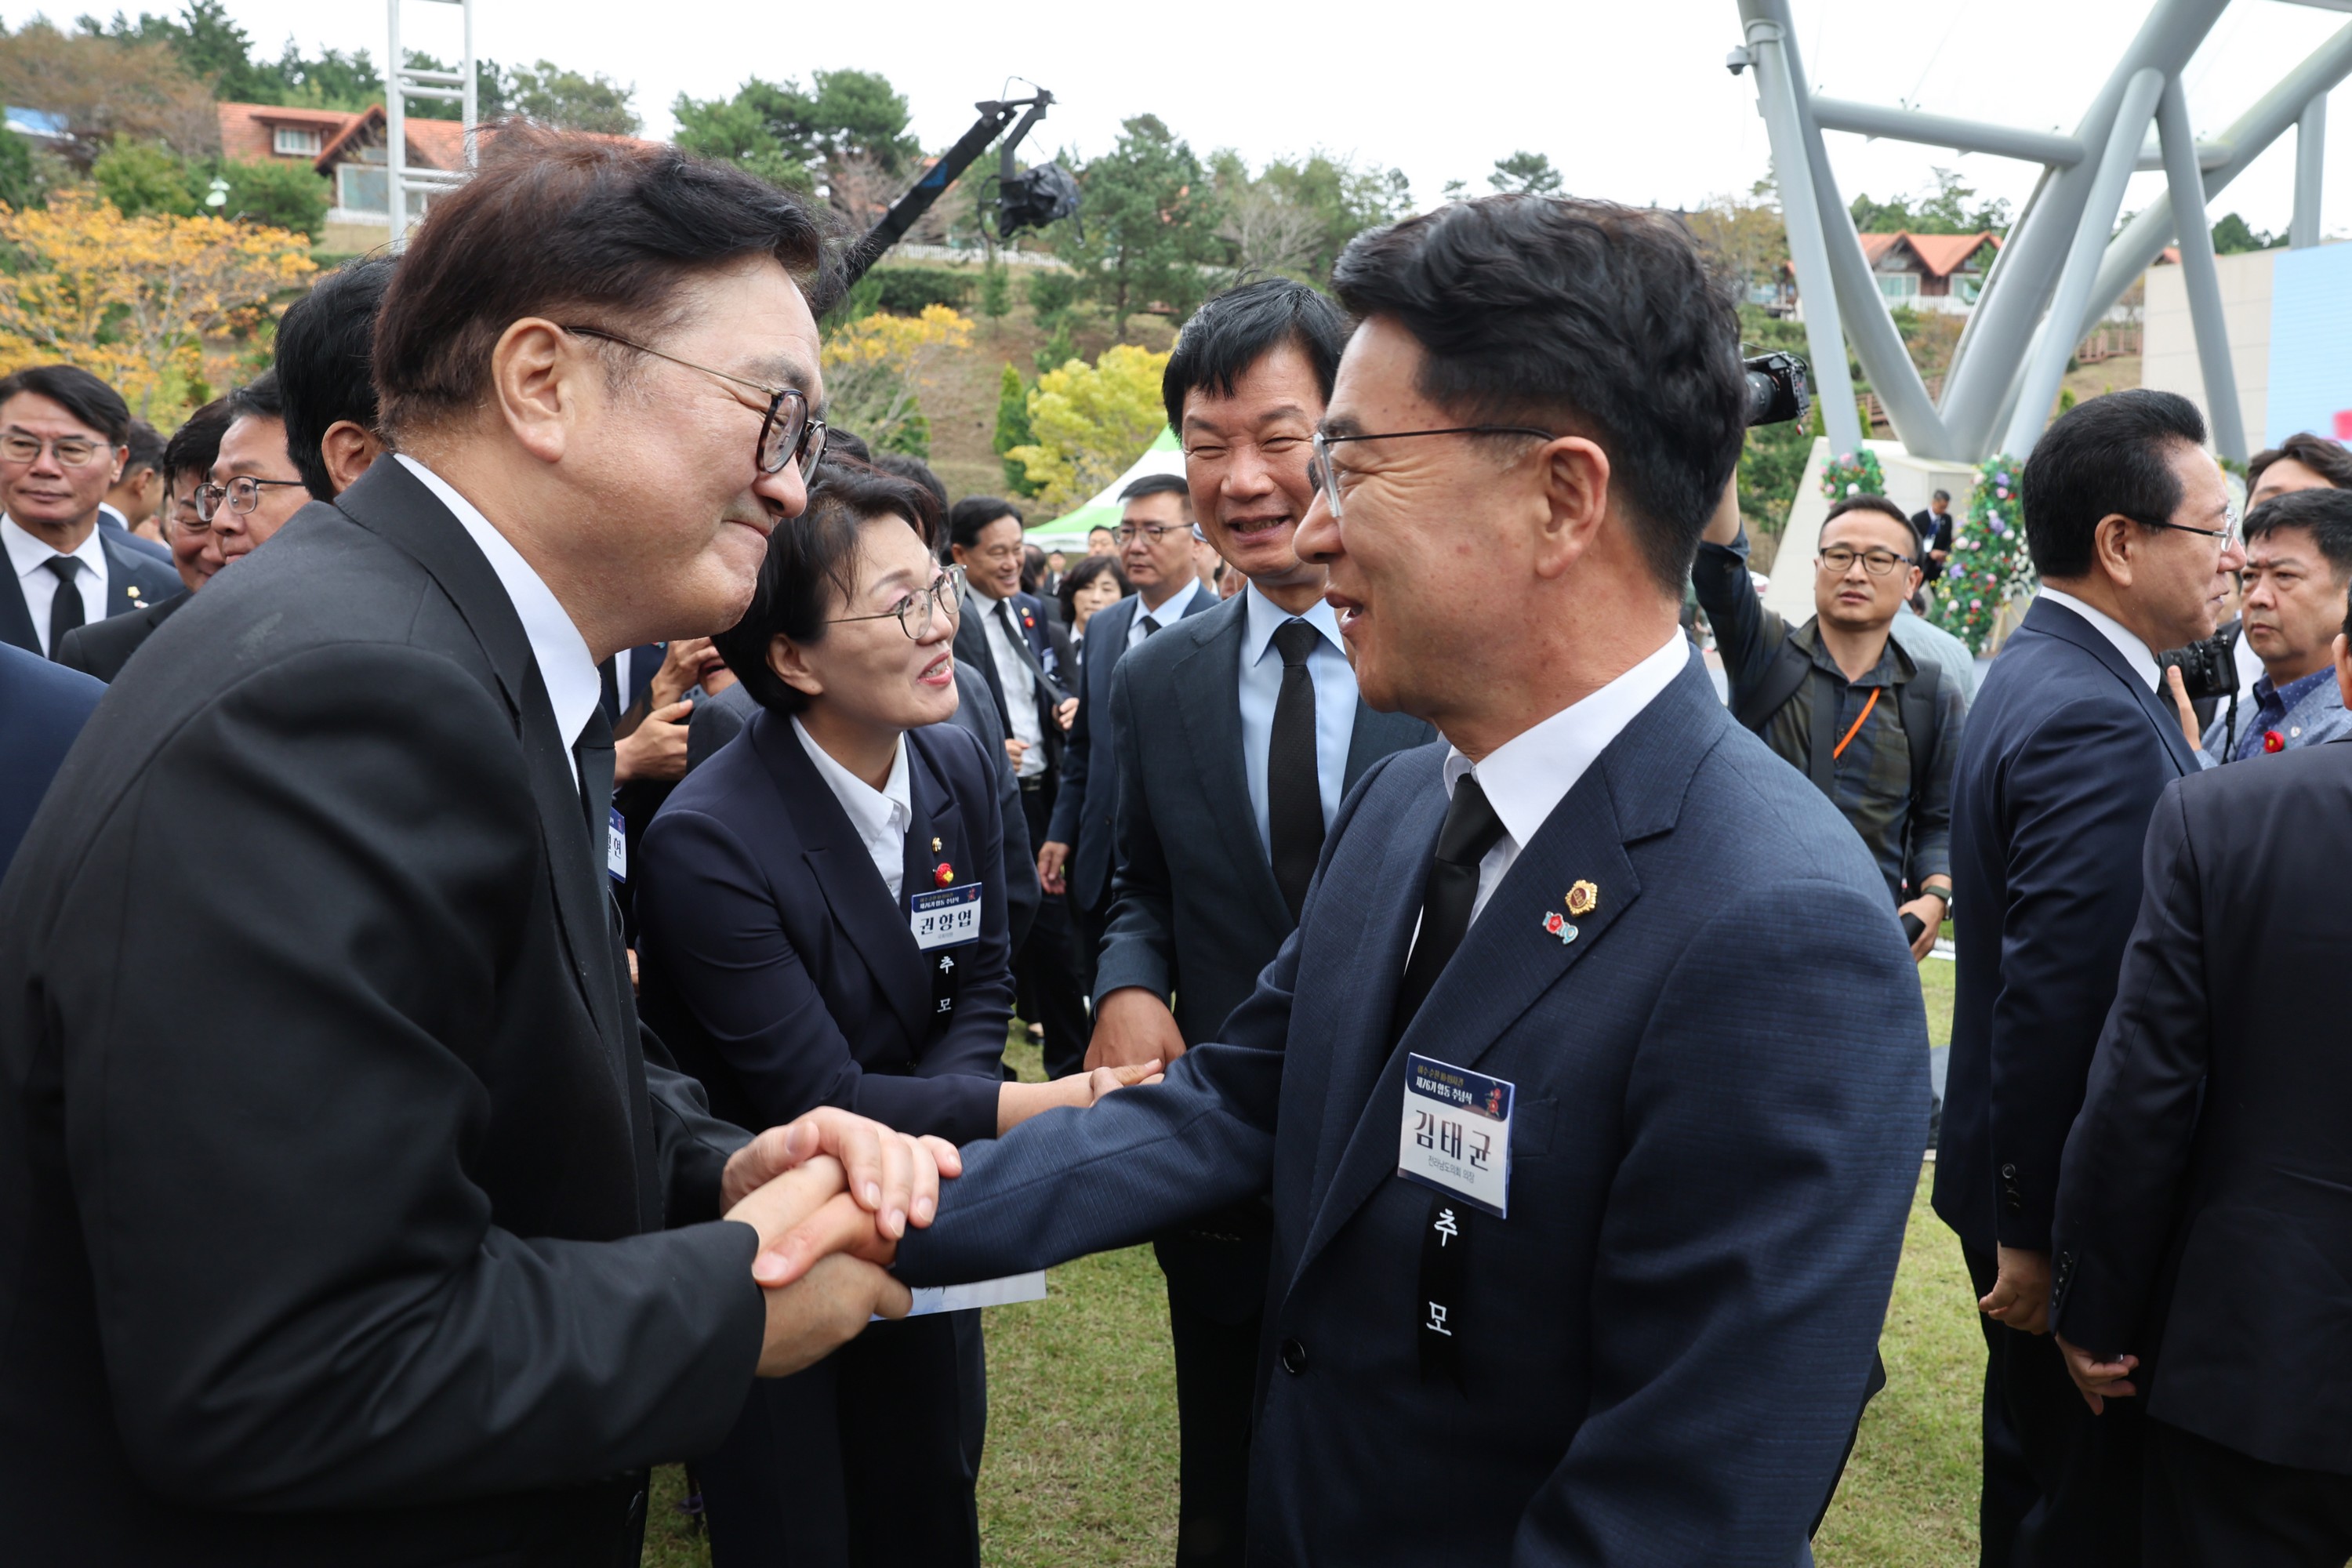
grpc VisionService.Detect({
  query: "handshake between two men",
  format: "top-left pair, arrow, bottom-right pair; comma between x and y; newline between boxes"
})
716,1070 -> 1156,1377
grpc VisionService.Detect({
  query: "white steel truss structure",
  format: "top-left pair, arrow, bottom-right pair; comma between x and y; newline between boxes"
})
386,0 -> 480,247
1732,0 -> 2352,461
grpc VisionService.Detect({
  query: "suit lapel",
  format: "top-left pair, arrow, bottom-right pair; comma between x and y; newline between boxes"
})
901,734 -> 965,1039
97,532 -> 157,619
1343,702 -> 1429,789
1174,598 -> 1294,931
751,711 -> 929,1050
1290,662 -> 1719,1291
2027,598 -> 2197,776
0,564 -> 34,654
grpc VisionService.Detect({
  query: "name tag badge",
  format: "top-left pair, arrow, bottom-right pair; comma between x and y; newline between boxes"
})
909,884 -> 982,949
607,807 -> 626,883
1397,1054 -> 1514,1219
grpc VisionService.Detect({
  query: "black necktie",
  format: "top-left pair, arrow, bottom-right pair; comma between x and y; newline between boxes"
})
1269,619 -> 1325,921
574,708 -> 616,869
45,557 -> 84,660
1391,775 -> 1508,1043
1138,613 -> 1162,639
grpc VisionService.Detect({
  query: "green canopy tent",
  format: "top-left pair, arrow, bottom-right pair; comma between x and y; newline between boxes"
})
1022,426 -> 1183,546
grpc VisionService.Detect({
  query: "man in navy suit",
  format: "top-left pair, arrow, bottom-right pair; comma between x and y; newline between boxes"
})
1038,472 -> 1215,995
0,640 -> 102,873
764,194 -> 1926,1564
0,365 -> 180,657
1936,390 -> 2241,1566
1084,278 -> 1435,1566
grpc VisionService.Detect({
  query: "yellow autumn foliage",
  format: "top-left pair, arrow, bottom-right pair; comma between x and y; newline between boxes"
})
0,187 -> 316,423
819,303 -> 972,456
1005,343 -> 1171,513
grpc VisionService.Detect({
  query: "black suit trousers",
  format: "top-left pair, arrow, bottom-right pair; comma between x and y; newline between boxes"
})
2144,1417 -> 2352,1568
1013,782 -> 1089,1078
1966,1246 -> 2141,1568
698,1311 -> 984,1568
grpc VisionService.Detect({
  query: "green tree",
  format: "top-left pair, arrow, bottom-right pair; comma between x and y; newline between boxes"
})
994,361 -> 1036,495
1059,114 -> 1220,336
1208,149 -> 1411,283
1489,150 -> 1562,196
671,85 -> 811,192
978,258 -> 1011,324
1850,168 -> 2009,235
0,125 -> 38,208
213,156 -> 325,238
89,139 -> 326,238
671,70 -> 920,203
505,60 -> 638,135
93,139 -> 198,217
2210,212 -> 2274,255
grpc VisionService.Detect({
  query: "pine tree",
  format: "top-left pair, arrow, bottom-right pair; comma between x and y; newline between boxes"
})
994,362 -> 1036,496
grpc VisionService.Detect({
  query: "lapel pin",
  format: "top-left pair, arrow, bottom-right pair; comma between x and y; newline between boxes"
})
931,837 -> 943,853
1543,912 -> 1579,945
935,862 -> 956,887
1566,880 -> 1598,917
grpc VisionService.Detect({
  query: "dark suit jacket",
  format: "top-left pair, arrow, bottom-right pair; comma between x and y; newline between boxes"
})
898,658 -> 1927,1565
2051,738 -> 2352,1472
56,588 -> 190,681
1933,596 -> 2198,1258
637,712 -> 1014,1148
0,459 -> 763,1565
1046,589 -> 1214,913
0,641 -> 101,872
0,524 -> 182,655
98,508 -> 173,564
688,662 -> 1038,951
952,587 -> 1071,775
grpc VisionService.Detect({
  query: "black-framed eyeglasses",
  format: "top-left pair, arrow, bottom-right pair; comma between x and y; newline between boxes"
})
561,324 -> 827,481
192,475 -> 309,525
0,431 -> 106,468
1112,521 -> 1187,545
830,564 -> 966,640
1817,545 -> 1916,576
1309,426 -> 1560,519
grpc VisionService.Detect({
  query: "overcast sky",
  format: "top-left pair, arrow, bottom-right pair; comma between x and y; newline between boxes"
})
16,0 -> 2352,238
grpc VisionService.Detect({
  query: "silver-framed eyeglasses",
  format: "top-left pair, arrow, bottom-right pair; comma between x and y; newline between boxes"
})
1308,425 -> 1561,519
1112,521 -> 1186,545
830,564 -> 966,640
1817,545 -> 1916,576
561,324 -> 827,481
0,431 -> 106,468
194,475 -> 309,524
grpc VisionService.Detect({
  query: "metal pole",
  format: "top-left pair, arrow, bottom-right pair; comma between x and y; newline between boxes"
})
387,0 -> 405,245
461,0 -> 477,169
2292,92 -> 2325,247
1740,13 -> 1867,459
2003,67 -> 2166,458
1806,96 -> 2084,165
2159,76 -> 2248,460
1939,0 -> 2228,456
2086,20 -> 2352,340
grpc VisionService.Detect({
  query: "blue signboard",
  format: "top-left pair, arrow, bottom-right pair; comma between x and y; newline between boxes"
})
2267,242 -> 2352,448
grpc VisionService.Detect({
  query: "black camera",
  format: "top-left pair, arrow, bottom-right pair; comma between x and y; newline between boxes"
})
1743,350 -> 1809,430
2157,627 -> 2238,701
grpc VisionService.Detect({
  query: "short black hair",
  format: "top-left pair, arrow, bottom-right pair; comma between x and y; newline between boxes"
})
1119,472 -> 1190,510
1822,493 -> 1917,546
1087,524 -> 1114,541
119,419 -> 165,477
1932,488 -> 1951,503
223,369 -> 285,426
0,365 -> 130,445
713,464 -> 941,716
949,495 -> 1022,551
2022,390 -> 2208,579
2249,430 -> 2352,493
162,400 -> 230,491
823,427 -> 873,466
1056,552 -> 1131,621
1330,194 -> 1746,593
2246,486 -> 2352,582
870,451 -> 948,517
276,256 -> 395,500
1163,278 -> 1349,431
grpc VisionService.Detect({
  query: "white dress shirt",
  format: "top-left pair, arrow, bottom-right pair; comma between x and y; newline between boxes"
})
2037,587 -> 2162,691
396,456 -> 601,787
1238,584 -> 1357,855
1126,576 -> 1203,652
3,516 -> 109,656
793,716 -> 913,900
1440,632 -> 1689,926
969,589 -> 1045,779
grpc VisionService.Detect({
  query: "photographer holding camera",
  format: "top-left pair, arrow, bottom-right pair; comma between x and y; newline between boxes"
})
1695,488 -> 1964,962
2164,488 -> 2352,764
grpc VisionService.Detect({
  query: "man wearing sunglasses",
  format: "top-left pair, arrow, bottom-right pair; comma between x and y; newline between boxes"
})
0,364 -> 181,659
1694,490 -> 1965,964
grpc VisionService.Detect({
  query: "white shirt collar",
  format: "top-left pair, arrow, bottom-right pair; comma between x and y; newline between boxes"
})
3,514 -> 106,581
2038,586 -> 2162,692
395,456 -> 601,780
792,715 -> 913,890
1242,580 -> 1342,662
1440,631 -> 1690,855
1136,575 -> 1202,628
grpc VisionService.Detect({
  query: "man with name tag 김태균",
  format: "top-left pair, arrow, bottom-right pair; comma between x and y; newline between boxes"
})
756,195 -> 1928,1564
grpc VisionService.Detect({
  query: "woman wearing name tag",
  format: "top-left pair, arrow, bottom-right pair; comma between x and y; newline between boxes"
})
636,463 -> 1151,1568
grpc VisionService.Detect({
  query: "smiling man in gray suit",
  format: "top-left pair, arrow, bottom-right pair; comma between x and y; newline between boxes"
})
1086,278 -> 1432,1566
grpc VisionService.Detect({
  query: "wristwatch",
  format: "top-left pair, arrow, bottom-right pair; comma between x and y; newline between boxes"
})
1920,884 -> 1952,913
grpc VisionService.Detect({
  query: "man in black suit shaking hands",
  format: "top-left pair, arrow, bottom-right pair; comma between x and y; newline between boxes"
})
0,125 -> 949,1566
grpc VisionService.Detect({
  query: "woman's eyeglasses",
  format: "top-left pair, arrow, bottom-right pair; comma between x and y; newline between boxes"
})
830,564 -> 967,640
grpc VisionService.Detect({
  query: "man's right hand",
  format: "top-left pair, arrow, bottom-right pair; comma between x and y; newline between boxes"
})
724,1154 -> 913,1374
1004,737 -> 1030,770
2056,1334 -> 2139,1415
1037,840 -> 1071,896
1977,1244 -> 2053,1335
1086,986 -> 1186,1071
613,699 -> 692,784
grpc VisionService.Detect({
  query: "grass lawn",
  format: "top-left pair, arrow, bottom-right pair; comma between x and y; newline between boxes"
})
649,975 -> 1980,1567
